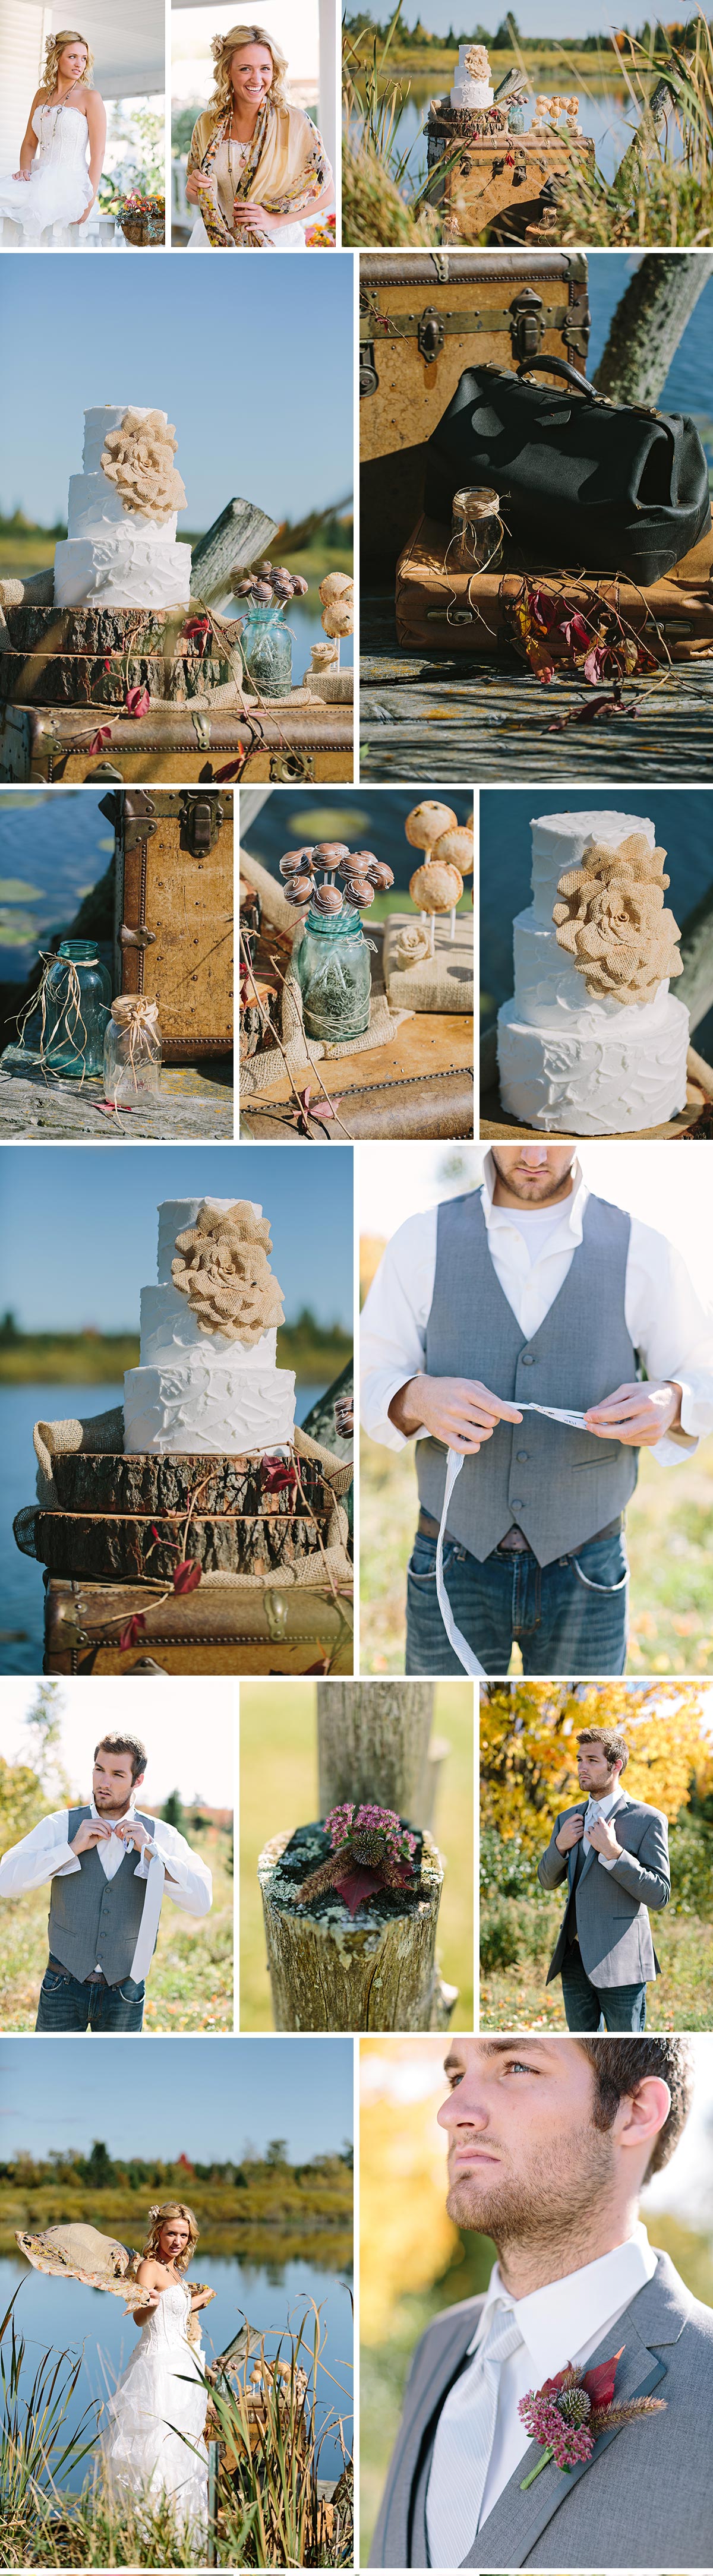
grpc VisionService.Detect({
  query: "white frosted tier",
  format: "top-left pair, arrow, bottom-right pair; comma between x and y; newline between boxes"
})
54,533 -> 191,610
123,1360 -> 296,1455
67,475 -> 178,543
82,406 -> 168,476
530,807 -> 655,927
497,993 -> 689,1134
510,911 -> 673,1032
451,77 -> 493,104
157,1199 -> 260,1282
140,1285 -> 278,1371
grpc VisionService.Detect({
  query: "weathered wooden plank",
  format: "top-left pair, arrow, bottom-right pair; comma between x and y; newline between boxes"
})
0,1064 -> 232,1142
191,501 -> 280,605
359,720 -> 713,783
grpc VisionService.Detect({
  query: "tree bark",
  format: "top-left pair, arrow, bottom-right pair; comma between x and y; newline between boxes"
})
258,1826 -> 456,2030
594,253 -> 713,407
317,1678 -> 434,1817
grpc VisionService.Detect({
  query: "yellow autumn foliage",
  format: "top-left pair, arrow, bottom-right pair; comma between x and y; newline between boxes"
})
360,2039 -> 458,2344
0,1756 -> 49,1858
480,1683 -> 713,1852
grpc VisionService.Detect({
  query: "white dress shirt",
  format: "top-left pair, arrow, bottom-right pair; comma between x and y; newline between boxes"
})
0,1795 -> 213,1953
582,1784 -> 629,1872
430,2221 -> 658,2549
360,1152 -> 713,1466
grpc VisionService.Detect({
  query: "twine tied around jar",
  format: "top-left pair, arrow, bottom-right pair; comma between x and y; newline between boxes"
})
15,951 -> 100,1086
108,994 -> 161,1093
444,485 -> 506,630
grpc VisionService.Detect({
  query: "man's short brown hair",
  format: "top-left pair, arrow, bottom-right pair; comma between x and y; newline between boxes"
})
578,2035 -> 693,2175
578,1724 -> 629,1775
94,1732 -> 147,1784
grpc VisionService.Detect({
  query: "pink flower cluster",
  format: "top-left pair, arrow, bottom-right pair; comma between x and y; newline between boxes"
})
518,2389 -> 594,2471
325,1803 -> 418,1864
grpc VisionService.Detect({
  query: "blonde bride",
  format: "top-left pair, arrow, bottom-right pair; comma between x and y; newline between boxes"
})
102,2200 -> 211,2542
0,30 -> 107,244
185,23 -> 333,247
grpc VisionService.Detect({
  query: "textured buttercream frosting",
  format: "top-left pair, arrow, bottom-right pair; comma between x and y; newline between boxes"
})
450,43 -> 493,105
497,808 -> 689,1133
124,1199 -> 296,1455
54,405 -> 191,611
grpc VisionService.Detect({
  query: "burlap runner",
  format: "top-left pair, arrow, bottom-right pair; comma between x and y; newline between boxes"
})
383,910 -> 474,1013
239,856 -> 412,1093
30,1411 -> 352,1589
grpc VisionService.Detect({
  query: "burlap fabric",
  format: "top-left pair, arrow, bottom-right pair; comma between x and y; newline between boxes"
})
239,854 -> 411,1093
30,1411 -> 352,1591
171,1200 -> 284,1343
553,830 -> 683,1003
100,411 -> 187,523
383,909 -> 474,1013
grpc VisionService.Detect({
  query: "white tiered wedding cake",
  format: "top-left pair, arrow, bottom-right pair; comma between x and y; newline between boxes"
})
124,1199 -> 296,1455
53,406 -> 192,611
450,42 -> 493,108
497,808 -> 689,1134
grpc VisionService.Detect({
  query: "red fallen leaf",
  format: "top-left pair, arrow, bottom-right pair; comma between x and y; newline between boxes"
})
528,590 -> 562,634
150,1524 -> 162,1545
125,684 -> 150,719
183,615 -> 210,642
119,1613 -> 147,1650
261,1453 -> 298,1494
332,1863 -> 384,1916
296,1085 -> 343,1123
103,657 -> 112,672
558,612 -> 591,651
88,726 -> 112,754
172,1559 -> 202,1594
214,756 -> 247,780
583,643 -> 608,685
547,693 -> 639,733
582,2346 -> 624,2409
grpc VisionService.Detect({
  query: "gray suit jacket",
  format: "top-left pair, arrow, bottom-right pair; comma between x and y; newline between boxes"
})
369,2249 -> 713,2567
538,1796 -> 670,1987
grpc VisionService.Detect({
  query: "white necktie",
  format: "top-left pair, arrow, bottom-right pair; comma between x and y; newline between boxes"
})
426,2302 -> 523,2568
583,1797 -> 604,1851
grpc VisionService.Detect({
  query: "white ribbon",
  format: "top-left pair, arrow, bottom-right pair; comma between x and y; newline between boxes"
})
434,1403 -> 591,1677
518,1399 -> 590,1430
129,1843 -> 165,1982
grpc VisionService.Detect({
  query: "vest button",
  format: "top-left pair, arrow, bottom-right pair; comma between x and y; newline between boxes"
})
516,1450 -> 529,1464
520,1353 -> 535,1367
510,1498 -> 524,1512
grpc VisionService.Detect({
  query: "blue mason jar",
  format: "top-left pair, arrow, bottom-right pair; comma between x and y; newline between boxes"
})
22,940 -> 111,1079
295,906 -> 371,1043
239,605 -> 292,698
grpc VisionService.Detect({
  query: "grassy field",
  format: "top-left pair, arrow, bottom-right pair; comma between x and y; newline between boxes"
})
0,1327 -> 350,1386
359,1430 -> 713,1677
0,1820 -> 233,2034
480,1905 -> 713,2033
239,1677 -> 474,2031
0,529 -> 352,587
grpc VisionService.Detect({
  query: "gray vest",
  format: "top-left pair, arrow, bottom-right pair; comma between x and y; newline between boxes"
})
416,1189 -> 638,1567
48,1807 -> 158,1985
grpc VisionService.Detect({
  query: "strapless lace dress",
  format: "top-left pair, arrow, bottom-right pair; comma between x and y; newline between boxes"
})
102,2280 -> 209,2542
0,103 -> 96,241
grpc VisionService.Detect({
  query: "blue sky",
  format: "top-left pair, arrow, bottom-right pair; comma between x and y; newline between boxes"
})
0,1147 -> 354,1333
0,2036 -> 353,2161
0,258 -> 354,531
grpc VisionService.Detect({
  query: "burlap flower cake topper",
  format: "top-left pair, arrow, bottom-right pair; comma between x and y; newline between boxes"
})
464,43 -> 490,76
552,830 -> 683,1004
171,1200 -> 285,1344
100,409 -> 187,523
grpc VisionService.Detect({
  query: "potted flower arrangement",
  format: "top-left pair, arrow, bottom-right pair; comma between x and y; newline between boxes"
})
119,192 -> 165,245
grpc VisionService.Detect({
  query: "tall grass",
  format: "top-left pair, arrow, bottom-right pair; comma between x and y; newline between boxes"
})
0,2292 -> 352,2569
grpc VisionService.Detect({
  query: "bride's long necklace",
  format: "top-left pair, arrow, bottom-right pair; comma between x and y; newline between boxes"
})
43,75 -> 81,142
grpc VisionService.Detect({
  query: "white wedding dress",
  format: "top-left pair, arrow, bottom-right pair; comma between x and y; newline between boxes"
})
103,2280 -> 209,2542
0,102 -> 111,245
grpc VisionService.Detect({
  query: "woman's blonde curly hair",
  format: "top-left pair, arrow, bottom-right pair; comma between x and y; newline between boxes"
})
42,29 -> 94,90
209,24 -> 289,118
141,2201 -> 199,2273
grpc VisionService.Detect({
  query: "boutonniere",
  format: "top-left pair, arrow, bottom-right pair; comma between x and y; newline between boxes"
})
518,2347 -> 666,2488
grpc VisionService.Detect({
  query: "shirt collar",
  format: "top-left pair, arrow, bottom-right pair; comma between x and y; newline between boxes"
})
584,1787 -> 627,1818
90,1792 -> 136,1830
468,2221 -> 657,2379
481,1149 -> 587,1252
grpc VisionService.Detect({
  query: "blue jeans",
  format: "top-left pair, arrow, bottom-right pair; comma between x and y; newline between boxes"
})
35,1961 -> 146,2033
560,1943 -> 648,2031
405,1526 -> 629,1676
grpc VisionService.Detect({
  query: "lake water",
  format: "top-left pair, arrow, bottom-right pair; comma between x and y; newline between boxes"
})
0,2248 -> 352,2489
365,71 -> 684,195
0,1379 -> 328,1677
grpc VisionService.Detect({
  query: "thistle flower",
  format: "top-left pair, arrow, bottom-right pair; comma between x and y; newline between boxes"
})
518,2350 -> 666,2490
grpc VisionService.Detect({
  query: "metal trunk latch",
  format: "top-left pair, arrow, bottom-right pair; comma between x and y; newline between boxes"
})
179,792 -> 224,856
509,289 -> 544,362
359,342 -> 379,398
418,306 -> 444,363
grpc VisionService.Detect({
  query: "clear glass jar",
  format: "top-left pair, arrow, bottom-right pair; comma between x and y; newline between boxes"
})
240,605 -> 293,699
296,906 -> 371,1044
450,485 -> 503,573
17,940 -> 111,1079
103,997 -> 162,1105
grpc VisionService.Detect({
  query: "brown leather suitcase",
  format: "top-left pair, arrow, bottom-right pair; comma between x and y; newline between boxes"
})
0,703 -> 354,784
241,1066 -> 474,1139
359,248 -> 589,574
43,1578 -> 354,1675
102,786 -> 233,1060
395,517 -> 713,660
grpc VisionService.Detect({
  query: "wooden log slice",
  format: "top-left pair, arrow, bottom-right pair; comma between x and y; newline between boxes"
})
35,1504 -> 332,1583
258,1822 -> 457,2031
0,650 -> 232,709
6,606 -> 187,652
50,1452 -> 327,1517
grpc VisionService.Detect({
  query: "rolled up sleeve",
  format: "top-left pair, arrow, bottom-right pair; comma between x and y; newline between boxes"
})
360,1209 -> 437,1449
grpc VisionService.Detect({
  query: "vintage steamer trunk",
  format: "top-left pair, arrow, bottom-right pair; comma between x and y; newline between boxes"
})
394,519 -> 713,660
43,1579 -> 354,1676
0,703 -> 353,784
102,786 -> 233,1061
424,112 -> 595,247
359,249 -> 589,574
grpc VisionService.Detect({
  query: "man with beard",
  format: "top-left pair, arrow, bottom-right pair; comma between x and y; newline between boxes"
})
370,2034 -> 712,2568
538,1724 -> 670,2032
360,1145 -> 713,1674
0,1731 -> 212,2031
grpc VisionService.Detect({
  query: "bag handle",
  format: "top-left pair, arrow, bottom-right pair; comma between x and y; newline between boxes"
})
516,353 -> 601,400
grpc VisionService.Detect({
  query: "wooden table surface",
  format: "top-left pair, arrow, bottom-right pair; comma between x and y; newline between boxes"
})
360,588 -> 713,784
